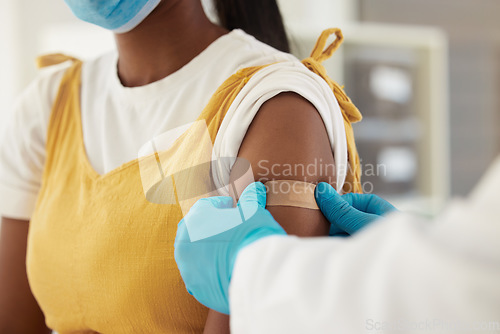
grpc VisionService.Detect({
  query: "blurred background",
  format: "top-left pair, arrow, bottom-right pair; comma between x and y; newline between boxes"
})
0,0 -> 498,216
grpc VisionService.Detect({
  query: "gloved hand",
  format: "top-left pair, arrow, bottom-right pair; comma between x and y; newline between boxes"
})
315,182 -> 397,236
174,182 -> 286,315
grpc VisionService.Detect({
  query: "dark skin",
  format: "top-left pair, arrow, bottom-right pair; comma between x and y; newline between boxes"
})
237,92 -> 335,238
114,0 -> 228,87
0,218 -> 51,334
0,0 -> 334,333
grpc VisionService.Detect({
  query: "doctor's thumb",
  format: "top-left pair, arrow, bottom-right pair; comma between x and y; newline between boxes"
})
315,182 -> 376,235
314,182 -> 354,222
237,182 -> 267,209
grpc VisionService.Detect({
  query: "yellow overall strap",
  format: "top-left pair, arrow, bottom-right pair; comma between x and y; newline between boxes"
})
302,28 -> 363,193
36,53 -> 80,69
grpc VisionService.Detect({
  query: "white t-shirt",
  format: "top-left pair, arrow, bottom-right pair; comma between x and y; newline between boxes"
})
0,29 -> 347,220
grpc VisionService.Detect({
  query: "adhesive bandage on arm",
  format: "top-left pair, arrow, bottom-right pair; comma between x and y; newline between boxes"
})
264,180 -> 321,210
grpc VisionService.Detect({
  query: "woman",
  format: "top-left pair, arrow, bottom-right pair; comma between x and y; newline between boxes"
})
0,0 -> 356,333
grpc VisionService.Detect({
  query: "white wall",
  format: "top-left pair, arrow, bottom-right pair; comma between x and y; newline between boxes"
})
0,0 -> 21,128
278,0 -> 358,28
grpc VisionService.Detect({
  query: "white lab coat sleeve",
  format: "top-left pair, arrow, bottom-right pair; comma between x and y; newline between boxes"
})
229,157 -> 500,334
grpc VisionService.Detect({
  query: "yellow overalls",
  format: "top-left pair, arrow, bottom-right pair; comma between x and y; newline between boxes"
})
26,28 -> 362,333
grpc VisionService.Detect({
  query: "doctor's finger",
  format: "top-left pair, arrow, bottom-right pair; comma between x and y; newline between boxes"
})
315,183 -> 380,234
342,193 -> 397,216
191,196 -> 234,210
237,182 -> 267,209
315,183 -> 356,222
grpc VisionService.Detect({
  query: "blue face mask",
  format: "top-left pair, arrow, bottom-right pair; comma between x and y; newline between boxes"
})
64,0 -> 161,33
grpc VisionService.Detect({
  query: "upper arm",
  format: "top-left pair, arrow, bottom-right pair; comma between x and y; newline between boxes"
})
205,92 -> 336,330
234,92 -> 336,236
0,217 -> 50,333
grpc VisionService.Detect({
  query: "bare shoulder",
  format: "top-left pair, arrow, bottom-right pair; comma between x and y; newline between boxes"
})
237,92 -> 336,185
235,92 -> 335,237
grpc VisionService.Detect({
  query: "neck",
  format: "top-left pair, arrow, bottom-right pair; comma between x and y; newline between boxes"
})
114,0 -> 228,87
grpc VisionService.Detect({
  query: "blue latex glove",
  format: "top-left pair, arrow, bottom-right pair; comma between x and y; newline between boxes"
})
174,182 -> 286,315
315,182 -> 397,236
